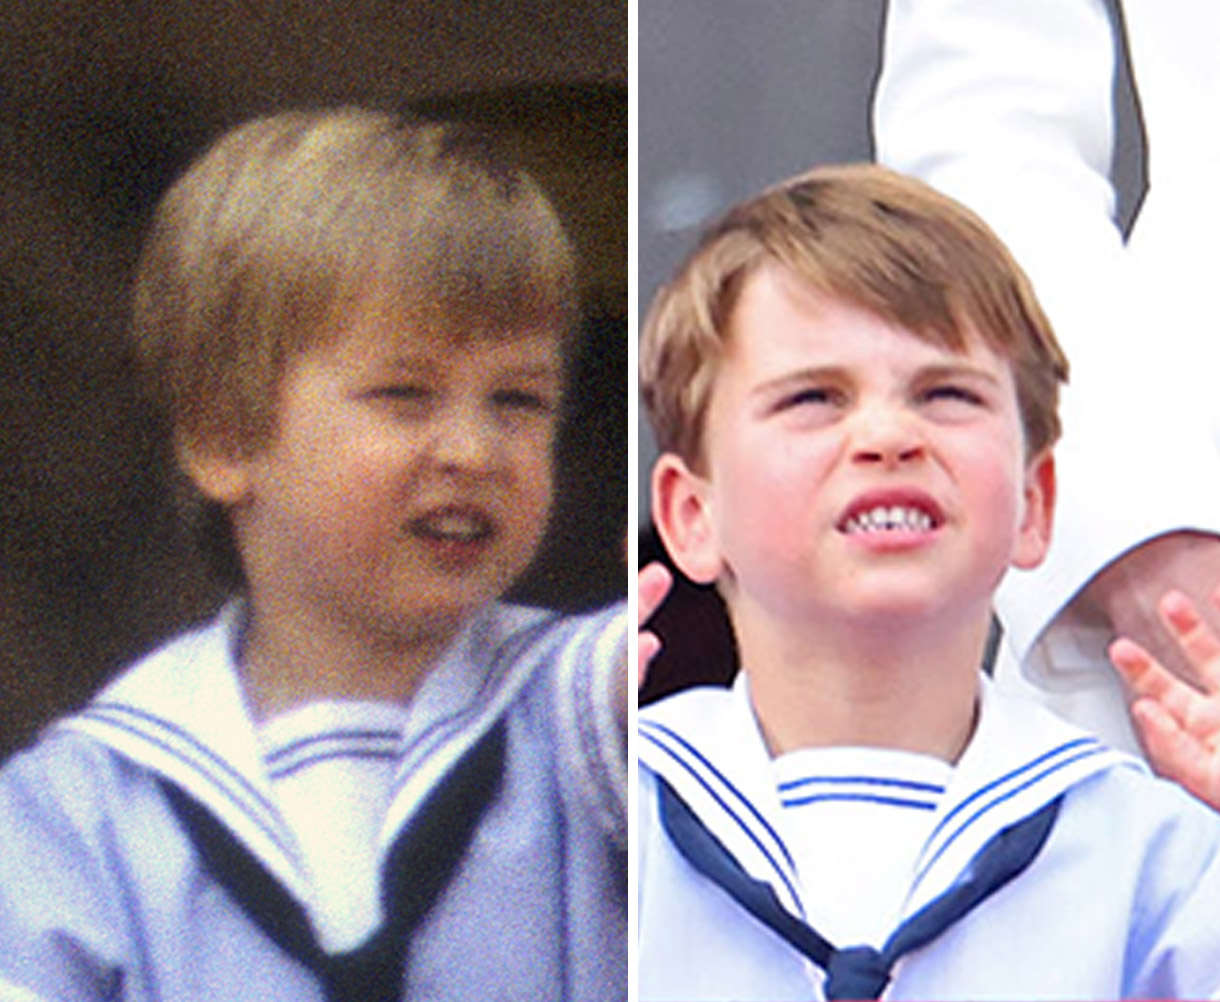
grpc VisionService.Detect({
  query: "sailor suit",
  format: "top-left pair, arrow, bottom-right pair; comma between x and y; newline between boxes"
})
639,677 -> 1220,1000
0,600 -> 626,1002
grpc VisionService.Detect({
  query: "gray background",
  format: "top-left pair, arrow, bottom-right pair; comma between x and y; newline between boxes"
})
637,0 -> 1145,515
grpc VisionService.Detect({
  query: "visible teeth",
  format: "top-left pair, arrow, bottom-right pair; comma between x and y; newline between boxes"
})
412,511 -> 492,542
844,505 -> 934,534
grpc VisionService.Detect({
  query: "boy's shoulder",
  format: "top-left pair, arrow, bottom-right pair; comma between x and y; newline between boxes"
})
0,606 -> 243,799
479,600 -> 627,716
1057,742 -> 1220,853
639,683 -> 752,786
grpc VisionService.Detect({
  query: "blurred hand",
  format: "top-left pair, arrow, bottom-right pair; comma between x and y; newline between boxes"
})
638,562 -> 673,688
1086,531 -> 1220,688
1108,587 -> 1220,812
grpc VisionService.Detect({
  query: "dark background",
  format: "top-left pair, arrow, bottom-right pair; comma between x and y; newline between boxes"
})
0,0 -> 626,757
636,0 -> 1145,701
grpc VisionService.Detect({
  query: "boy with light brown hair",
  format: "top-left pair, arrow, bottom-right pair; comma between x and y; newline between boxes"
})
0,107 -> 626,1002
637,163 -> 1220,999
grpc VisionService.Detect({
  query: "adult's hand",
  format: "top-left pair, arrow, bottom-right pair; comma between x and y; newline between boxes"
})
1086,531 -> 1220,688
638,562 -> 673,688
1109,588 -> 1220,812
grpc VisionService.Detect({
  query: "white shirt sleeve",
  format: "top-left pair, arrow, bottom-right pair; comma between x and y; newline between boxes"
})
550,604 -> 628,848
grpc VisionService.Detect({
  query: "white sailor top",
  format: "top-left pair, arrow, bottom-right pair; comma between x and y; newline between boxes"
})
0,600 -> 626,1002
638,678 -> 1220,1000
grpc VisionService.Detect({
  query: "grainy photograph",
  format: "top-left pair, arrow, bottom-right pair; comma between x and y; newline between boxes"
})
0,3 -> 626,998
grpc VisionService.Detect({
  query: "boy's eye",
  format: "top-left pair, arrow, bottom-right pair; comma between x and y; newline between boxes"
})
368,384 -> 434,415
922,384 -> 985,406
919,383 -> 990,421
778,387 -> 841,410
374,384 -> 431,402
492,388 -> 556,415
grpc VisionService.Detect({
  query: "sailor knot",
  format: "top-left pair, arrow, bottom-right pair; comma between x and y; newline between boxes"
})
824,944 -> 891,1000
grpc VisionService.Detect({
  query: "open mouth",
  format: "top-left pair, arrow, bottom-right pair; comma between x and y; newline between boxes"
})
408,508 -> 495,544
841,505 -> 936,535
838,495 -> 943,536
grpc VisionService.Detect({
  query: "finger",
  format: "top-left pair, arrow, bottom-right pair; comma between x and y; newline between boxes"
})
1158,590 -> 1220,692
638,630 -> 663,688
638,562 -> 674,628
1131,698 -> 1220,812
1108,637 -> 1202,724
1111,636 -> 1220,749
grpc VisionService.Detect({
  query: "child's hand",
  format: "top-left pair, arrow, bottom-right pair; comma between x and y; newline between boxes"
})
638,562 -> 673,689
1108,587 -> 1220,812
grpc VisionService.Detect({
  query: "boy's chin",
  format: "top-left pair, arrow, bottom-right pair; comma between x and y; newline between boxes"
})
829,586 -> 969,630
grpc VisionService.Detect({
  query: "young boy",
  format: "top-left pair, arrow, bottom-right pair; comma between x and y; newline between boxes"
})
0,108 -> 626,1002
637,163 -> 1220,1000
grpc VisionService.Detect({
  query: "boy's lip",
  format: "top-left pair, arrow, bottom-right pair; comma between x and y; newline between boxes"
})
837,488 -> 945,536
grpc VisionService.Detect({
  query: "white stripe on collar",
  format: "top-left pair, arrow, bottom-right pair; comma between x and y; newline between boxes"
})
61,603 -> 308,900
904,678 -> 1140,911
640,682 -> 804,916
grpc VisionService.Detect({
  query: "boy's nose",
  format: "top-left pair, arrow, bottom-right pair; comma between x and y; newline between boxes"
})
850,407 -> 926,467
429,407 -> 499,474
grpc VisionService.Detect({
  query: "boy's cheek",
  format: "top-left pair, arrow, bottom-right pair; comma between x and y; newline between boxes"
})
513,465 -> 555,533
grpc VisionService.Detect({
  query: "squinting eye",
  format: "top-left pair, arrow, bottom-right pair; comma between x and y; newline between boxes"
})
367,385 -> 435,418
493,389 -> 555,414
923,385 -> 984,406
779,387 -> 839,410
373,385 -> 431,403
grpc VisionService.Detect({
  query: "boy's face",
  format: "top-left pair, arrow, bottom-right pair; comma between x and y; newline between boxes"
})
654,265 -> 1054,636
203,300 -> 562,644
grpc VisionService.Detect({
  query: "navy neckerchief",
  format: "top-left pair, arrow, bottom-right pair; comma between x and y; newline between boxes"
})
658,777 -> 1060,1000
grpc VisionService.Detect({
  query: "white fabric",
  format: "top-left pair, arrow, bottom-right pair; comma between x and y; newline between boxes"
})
773,741 -> 950,948
638,677 -> 1220,999
874,0 -> 1220,750
259,700 -> 407,952
256,606 -> 532,955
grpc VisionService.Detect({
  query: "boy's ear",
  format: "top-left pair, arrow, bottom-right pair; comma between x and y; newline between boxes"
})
1011,448 -> 1056,570
176,432 -> 254,508
651,452 -> 723,585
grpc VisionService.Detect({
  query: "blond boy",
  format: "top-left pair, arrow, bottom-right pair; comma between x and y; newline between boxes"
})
637,164 -> 1220,999
0,108 -> 625,1002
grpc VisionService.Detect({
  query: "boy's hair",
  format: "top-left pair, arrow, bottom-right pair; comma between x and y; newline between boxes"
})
131,107 -> 577,586
640,163 -> 1068,465
133,106 -> 578,457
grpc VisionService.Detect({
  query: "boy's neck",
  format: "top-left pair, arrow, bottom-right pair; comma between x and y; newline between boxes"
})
731,603 -> 992,763
237,596 -> 467,720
